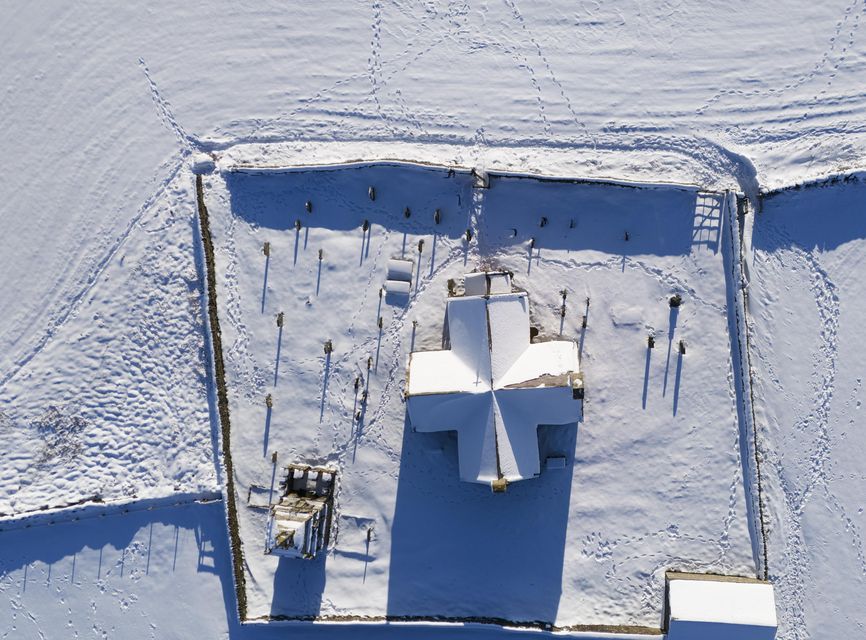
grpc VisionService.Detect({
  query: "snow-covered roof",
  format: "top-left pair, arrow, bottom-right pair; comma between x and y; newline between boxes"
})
463,271 -> 513,296
406,272 -> 581,488
666,573 -> 777,639
386,258 -> 413,282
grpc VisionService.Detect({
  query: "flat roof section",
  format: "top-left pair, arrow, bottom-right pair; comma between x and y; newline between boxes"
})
666,573 -> 777,639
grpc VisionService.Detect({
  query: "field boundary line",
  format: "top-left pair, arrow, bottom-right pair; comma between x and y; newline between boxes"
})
195,173 -> 248,620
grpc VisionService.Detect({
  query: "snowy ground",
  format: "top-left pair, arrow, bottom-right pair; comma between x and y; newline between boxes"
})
747,176 -> 866,640
0,168 -> 217,516
4,499 -> 647,640
2,0 -> 865,637
206,163 -> 755,627
0,500 -> 235,639
3,0 -> 865,512
4,0 -> 866,399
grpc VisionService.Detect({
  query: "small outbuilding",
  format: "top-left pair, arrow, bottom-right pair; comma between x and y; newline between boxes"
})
265,464 -> 336,559
665,572 -> 777,639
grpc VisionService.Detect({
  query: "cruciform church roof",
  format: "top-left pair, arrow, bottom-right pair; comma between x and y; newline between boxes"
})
406,272 -> 582,490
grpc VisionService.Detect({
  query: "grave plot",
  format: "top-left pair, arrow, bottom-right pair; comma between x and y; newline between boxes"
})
203,162 -> 756,628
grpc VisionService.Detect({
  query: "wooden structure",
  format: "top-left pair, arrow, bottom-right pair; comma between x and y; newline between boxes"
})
265,464 -> 337,559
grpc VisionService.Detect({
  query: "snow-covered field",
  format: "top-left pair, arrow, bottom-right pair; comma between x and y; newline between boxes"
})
0,6 -> 213,513
1,0 -> 865,637
5,499 -> 606,640
747,177 -> 866,640
0,169 -> 217,516
0,500 -> 235,639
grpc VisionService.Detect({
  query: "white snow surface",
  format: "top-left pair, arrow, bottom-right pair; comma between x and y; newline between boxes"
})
206,164 -> 754,626
667,578 -> 777,628
747,177 -> 866,640
0,168 -> 217,515
4,500 -> 614,640
1,0 -> 865,637
407,281 -> 581,485
2,0 -> 865,510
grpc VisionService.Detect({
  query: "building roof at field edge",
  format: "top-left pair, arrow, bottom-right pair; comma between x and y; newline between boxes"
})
406,272 -> 582,488
666,572 -> 777,639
